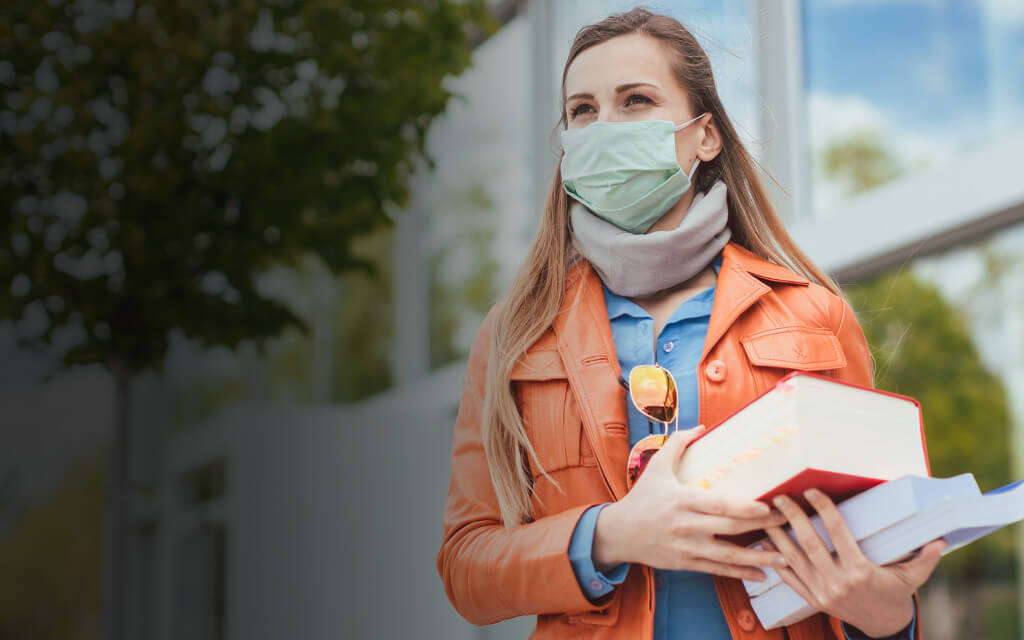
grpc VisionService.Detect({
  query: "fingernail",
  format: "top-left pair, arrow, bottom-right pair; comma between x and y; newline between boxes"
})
805,489 -> 821,501
773,495 -> 787,507
775,556 -> 787,567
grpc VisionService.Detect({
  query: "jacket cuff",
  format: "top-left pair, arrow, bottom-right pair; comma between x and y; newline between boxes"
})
840,596 -> 917,640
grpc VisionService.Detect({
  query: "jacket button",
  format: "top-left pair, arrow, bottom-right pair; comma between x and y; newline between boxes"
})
737,608 -> 758,632
705,359 -> 727,382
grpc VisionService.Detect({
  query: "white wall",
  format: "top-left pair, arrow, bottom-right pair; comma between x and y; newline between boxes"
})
163,363 -> 534,640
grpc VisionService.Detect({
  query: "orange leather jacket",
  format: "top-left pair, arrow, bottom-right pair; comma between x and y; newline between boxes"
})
436,242 -> 923,639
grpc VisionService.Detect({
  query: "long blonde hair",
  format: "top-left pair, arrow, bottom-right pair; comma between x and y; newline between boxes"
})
483,7 -> 839,528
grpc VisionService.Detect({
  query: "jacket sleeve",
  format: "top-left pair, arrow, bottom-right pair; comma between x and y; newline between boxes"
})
435,307 -> 618,625
824,294 -> 924,640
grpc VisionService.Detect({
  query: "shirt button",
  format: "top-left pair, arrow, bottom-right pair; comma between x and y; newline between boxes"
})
589,578 -> 604,591
662,341 -> 674,353
737,608 -> 758,632
653,573 -> 665,590
705,359 -> 727,383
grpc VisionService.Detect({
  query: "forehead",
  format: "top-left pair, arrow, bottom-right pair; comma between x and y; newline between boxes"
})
564,33 -> 678,95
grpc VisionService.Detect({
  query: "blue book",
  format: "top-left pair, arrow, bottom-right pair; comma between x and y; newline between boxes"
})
746,474 -> 1024,629
743,473 -> 980,597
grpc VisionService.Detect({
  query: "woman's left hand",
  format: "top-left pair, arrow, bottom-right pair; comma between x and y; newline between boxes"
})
763,488 -> 946,638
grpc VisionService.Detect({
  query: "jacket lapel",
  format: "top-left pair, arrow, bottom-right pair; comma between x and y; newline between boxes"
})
701,243 -> 810,360
551,260 -> 632,501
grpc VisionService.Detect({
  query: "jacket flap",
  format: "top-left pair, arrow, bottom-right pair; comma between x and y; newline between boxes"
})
510,348 -> 568,380
740,326 -> 847,371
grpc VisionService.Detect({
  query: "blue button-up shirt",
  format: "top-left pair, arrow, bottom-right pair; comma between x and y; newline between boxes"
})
566,252 -> 915,639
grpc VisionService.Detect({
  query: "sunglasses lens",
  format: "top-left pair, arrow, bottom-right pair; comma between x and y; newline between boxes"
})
626,434 -> 669,490
629,365 -> 678,423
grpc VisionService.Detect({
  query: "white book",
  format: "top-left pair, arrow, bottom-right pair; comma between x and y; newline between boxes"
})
749,478 -> 1024,630
676,373 -> 929,503
742,474 -> 980,597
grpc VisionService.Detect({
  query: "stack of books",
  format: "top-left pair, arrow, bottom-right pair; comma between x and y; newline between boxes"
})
670,372 -> 1024,630
676,372 -> 930,544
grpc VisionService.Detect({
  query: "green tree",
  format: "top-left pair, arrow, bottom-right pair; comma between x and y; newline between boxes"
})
820,128 -> 904,197
0,1 -> 495,636
428,181 -> 499,370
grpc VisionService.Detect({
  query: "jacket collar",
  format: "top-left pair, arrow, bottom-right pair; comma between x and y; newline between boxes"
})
552,241 -> 809,500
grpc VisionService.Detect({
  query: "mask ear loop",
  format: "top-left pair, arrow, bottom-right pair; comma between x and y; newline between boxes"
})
673,111 -> 708,131
674,112 -> 707,182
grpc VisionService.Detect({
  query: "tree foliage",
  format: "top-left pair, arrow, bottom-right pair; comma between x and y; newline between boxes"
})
0,0 -> 495,375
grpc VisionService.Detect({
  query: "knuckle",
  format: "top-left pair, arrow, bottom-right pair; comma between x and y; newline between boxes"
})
705,498 -> 726,515
669,518 -> 693,537
828,582 -> 849,601
850,565 -> 871,585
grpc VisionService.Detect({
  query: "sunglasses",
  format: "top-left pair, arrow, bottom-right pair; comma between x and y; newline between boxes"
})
618,364 -> 680,491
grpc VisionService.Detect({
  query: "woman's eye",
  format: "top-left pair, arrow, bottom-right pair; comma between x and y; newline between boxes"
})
570,103 -> 594,118
625,93 -> 653,106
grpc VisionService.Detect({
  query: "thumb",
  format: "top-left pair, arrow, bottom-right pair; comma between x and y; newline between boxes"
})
650,424 -> 707,471
896,538 -> 947,587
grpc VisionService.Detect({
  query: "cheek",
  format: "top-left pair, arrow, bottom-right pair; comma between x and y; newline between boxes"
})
674,142 -> 697,169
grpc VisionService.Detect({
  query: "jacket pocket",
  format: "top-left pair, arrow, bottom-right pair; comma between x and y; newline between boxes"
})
740,326 -> 847,371
511,348 -> 596,478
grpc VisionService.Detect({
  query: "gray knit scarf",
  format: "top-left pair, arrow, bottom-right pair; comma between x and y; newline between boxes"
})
569,180 -> 732,297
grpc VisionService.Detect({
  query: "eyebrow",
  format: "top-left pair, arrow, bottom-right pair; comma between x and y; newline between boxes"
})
565,82 -> 660,104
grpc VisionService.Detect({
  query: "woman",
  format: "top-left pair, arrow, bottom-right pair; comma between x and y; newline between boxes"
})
435,8 -> 945,639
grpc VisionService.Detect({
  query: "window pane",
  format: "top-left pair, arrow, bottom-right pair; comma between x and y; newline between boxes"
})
803,0 -> 1024,214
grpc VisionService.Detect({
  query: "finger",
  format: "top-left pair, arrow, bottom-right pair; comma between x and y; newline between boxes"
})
699,540 -> 786,569
683,488 -> 774,519
684,557 -> 769,583
804,489 -> 866,569
772,559 -> 824,611
762,539 -> 822,609
764,525 -> 821,593
692,510 -> 788,535
650,424 -> 707,471
890,539 -> 947,588
773,494 -> 839,580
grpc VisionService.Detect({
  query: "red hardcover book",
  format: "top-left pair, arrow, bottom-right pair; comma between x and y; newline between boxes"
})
675,372 -> 930,543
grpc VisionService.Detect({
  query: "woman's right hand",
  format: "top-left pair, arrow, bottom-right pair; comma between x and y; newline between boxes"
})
592,425 -> 788,582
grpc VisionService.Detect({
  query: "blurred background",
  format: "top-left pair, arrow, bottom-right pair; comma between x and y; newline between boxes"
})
1,0 -> 1023,639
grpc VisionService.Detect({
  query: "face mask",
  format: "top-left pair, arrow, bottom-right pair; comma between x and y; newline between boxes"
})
560,113 -> 706,234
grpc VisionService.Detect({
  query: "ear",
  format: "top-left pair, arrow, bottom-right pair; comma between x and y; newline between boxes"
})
696,114 -> 723,163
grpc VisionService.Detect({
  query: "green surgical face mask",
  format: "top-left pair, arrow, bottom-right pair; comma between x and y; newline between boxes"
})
560,113 -> 706,234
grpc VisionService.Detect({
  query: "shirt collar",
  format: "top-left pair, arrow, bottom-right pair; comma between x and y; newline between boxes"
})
602,251 -> 723,320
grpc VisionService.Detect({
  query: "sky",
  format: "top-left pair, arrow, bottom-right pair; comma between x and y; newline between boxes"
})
802,0 -> 1024,210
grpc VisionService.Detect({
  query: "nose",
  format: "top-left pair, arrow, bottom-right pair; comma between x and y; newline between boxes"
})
598,104 -> 629,123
